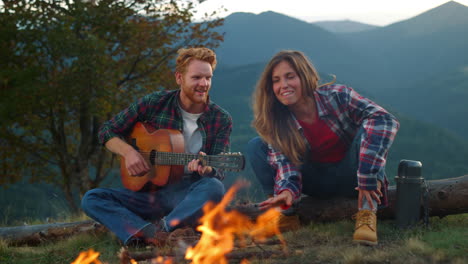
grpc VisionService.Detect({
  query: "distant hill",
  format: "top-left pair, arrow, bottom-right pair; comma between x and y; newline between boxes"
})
313,20 -> 378,33
342,0 -> 468,139
344,0 -> 468,91
385,65 -> 468,139
215,11 -> 356,69
214,1 -> 468,140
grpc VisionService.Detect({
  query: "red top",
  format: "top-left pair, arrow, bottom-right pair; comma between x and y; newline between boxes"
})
298,115 -> 347,163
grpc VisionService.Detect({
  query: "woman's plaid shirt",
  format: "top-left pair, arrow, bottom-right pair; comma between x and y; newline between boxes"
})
268,84 -> 399,202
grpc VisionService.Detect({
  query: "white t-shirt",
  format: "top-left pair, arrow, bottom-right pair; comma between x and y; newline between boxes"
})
179,106 -> 202,174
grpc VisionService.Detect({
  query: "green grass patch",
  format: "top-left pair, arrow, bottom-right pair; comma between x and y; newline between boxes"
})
0,214 -> 466,263
0,233 -> 122,264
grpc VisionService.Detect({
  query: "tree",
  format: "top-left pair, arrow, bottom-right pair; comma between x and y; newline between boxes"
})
0,0 -> 224,212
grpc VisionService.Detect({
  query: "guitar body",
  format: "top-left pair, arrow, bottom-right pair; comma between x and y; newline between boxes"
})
120,122 -> 184,191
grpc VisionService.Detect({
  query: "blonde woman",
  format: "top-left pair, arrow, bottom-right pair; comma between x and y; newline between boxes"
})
247,50 -> 399,245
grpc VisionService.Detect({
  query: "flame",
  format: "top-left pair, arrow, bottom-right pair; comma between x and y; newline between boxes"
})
185,181 -> 284,264
154,256 -> 173,264
71,249 -> 102,264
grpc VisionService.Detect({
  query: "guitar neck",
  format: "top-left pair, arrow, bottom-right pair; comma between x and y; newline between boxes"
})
152,152 -> 218,166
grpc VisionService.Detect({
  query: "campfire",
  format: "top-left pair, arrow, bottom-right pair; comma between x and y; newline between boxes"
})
185,180 -> 284,263
72,181 -> 285,264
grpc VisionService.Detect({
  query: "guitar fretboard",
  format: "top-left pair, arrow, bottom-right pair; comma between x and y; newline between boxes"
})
151,152 -> 218,166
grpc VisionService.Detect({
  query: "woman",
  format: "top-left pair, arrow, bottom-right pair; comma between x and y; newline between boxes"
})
247,50 -> 399,245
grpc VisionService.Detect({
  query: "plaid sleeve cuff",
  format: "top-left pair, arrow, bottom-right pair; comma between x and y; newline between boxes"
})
275,178 -> 302,201
357,173 -> 378,191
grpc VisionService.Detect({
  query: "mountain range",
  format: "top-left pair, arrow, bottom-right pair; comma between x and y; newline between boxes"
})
312,20 -> 378,33
213,1 -> 468,141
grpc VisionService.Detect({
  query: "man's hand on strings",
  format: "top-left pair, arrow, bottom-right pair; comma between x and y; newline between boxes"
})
188,151 -> 213,176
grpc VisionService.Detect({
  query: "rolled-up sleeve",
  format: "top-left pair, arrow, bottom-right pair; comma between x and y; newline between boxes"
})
346,87 -> 400,190
267,145 -> 302,200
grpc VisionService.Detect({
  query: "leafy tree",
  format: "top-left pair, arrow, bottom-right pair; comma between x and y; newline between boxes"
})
0,0 -> 224,212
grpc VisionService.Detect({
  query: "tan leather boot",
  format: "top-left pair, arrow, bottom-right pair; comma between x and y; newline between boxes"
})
352,210 -> 378,246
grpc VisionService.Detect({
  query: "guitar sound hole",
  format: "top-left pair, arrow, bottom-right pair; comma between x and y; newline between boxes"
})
150,150 -> 156,165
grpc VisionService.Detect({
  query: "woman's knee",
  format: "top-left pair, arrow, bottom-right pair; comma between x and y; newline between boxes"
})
247,137 -> 264,154
246,137 -> 270,165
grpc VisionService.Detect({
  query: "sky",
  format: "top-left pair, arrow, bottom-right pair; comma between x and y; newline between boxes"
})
194,0 -> 468,26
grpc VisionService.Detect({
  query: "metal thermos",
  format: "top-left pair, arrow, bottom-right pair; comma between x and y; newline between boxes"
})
395,160 -> 424,228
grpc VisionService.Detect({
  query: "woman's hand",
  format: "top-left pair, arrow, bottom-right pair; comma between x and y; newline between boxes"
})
258,190 -> 294,210
355,180 -> 382,210
187,151 -> 213,176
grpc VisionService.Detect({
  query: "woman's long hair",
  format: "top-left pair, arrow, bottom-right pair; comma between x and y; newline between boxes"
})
252,50 -> 333,165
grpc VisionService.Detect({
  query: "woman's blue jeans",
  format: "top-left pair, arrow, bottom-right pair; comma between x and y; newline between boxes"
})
246,129 -> 382,211
81,176 -> 224,244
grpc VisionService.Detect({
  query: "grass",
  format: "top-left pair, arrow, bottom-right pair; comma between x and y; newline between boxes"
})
1,213 -> 467,264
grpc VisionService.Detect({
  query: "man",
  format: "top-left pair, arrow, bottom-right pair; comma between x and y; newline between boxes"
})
81,47 -> 232,246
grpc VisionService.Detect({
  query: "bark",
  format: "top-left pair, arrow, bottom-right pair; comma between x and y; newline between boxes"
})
0,220 -> 106,246
234,175 -> 468,223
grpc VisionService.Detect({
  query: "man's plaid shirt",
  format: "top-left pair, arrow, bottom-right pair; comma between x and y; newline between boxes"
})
268,84 -> 399,204
99,90 -> 233,180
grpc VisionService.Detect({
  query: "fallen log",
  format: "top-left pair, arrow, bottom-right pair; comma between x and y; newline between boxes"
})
2,175 -> 467,246
234,175 -> 468,223
0,220 -> 107,246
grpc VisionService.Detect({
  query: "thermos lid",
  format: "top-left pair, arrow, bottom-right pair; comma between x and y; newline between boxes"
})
397,159 -> 423,179
398,160 -> 422,178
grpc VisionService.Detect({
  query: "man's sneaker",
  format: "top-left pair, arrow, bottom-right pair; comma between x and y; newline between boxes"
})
144,231 -> 170,247
352,210 -> 378,246
144,227 -> 199,247
167,227 -> 200,246
128,221 -> 169,248
126,230 -> 169,248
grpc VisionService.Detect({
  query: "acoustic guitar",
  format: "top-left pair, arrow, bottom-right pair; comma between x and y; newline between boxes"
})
121,122 -> 245,191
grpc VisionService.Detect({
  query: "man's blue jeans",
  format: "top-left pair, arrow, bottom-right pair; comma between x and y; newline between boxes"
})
246,129 -> 382,210
81,176 -> 224,244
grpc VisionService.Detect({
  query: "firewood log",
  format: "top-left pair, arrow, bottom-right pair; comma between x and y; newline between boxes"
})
233,175 -> 468,223
0,220 -> 106,246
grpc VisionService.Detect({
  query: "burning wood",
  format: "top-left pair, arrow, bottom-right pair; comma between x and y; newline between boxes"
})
185,180 -> 285,264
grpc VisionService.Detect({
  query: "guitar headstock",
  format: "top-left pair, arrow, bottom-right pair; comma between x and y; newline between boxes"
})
208,152 -> 245,172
